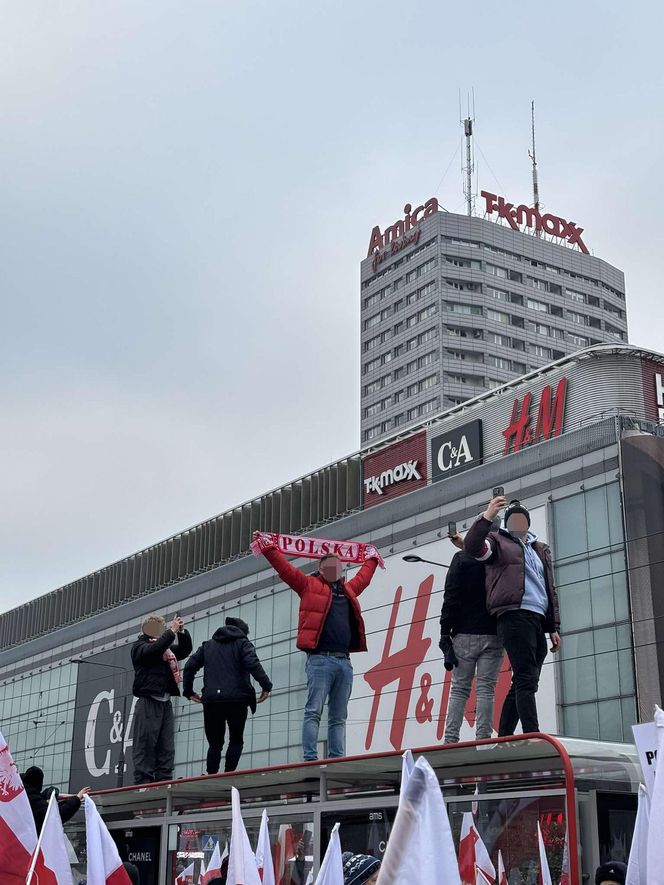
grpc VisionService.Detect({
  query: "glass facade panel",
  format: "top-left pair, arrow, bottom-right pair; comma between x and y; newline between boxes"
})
552,483 -> 635,741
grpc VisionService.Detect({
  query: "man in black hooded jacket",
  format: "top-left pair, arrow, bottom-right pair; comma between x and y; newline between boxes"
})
20,766 -> 89,832
183,617 -> 272,773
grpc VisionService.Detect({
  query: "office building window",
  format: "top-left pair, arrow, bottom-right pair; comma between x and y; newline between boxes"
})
487,308 -> 510,324
486,263 -> 508,278
446,302 -> 483,316
552,483 -> 635,741
568,310 -> 586,325
527,298 -> 548,312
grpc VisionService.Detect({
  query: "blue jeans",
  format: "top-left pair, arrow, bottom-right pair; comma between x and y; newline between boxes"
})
302,654 -> 353,761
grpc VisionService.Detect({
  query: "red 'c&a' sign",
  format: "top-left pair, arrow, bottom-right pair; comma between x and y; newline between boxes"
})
481,191 -> 588,254
502,377 -> 568,455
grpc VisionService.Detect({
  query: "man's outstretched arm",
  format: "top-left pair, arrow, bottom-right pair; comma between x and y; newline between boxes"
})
255,535 -> 308,597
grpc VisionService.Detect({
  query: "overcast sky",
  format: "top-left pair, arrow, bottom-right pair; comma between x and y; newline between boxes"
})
1,0 -> 662,611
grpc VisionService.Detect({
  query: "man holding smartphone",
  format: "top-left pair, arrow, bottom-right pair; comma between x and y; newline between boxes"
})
464,494 -> 561,736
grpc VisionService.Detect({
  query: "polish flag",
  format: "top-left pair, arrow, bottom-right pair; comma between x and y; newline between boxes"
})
497,850 -> 507,885
274,824 -> 295,884
27,791 -> 73,884
255,809 -> 276,885
537,823 -> 553,885
646,707 -> 664,885
84,795 -> 132,885
0,729 -> 58,885
226,786 -> 261,885
199,858 -> 206,885
626,784 -> 650,885
475,866 -> 493,885
459,812 -> 495,884
201,841 -> 221,885
176,862 -> 195,885
559,828 -> 570,885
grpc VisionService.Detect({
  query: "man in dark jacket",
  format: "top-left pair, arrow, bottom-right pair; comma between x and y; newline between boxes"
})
183,617 -> 272,773
20,766 -> 89,831
131,613 -> 192,784
439,533 -> 503,743
464,496 -> 561,736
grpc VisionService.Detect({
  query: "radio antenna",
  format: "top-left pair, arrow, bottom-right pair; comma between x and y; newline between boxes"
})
460,90 -> 475,217
528,100 -> 541,234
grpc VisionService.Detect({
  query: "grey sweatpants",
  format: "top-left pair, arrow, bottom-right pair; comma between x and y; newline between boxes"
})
132,697 -> 175,784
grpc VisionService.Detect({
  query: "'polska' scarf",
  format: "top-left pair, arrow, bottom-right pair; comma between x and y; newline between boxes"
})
148,638 -> 182,684
250,531 -> 385,569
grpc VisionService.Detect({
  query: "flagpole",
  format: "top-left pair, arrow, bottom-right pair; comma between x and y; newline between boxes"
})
25,791 -> 56,885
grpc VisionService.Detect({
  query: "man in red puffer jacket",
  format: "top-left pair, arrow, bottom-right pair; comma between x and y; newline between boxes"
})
255,533 -> 379,760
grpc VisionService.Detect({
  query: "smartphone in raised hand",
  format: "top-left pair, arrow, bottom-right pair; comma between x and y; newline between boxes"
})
447,521 -> 457,537
492,486 -> 504,498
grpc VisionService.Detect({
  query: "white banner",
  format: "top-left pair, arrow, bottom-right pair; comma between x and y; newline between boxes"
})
633,721 -> 659,796
346,507 -> 558,755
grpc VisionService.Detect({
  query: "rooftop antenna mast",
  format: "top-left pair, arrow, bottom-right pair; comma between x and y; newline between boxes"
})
528,100 -> 541,235
460,91 -> 475,217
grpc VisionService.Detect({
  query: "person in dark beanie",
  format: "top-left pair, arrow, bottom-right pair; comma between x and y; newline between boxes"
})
183,616 -> 272,773
342,852 -> 381,885
131,613 -> 192,784
439,532 -> 503,743
465,495 -> 561,736
595,861 -> 626,885
20,766 -> 89,831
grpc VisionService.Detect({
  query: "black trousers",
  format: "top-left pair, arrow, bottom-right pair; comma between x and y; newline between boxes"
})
132,697 -> 175,784
497,610 -> 548,736
203,702 -> 249,773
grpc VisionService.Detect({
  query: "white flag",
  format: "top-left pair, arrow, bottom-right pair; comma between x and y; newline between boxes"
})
176,862 -> 196,885
647,706 -> 664,885
84,794 -> 132,885
376,755 -> 460,885
26,791 -> 73,885
314,822 -> 343,885
227,787 -> 261,885
255,809 -> 276,885
626,784 -> 650,885
537,822 -> 553,885
399,749 -> 414,805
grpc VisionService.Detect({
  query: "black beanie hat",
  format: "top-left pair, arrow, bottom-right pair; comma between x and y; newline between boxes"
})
225,616 -> 250,636
504,499 -> 531,527
21,766 -> 44,791
342,852 -> 381,885
595,861 -> 627,885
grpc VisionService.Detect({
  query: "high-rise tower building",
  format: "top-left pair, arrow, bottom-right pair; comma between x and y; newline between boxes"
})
360,193 -> 627,444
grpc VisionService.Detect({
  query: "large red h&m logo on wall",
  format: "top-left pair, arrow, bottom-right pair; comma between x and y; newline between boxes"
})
502,377 -> 568,455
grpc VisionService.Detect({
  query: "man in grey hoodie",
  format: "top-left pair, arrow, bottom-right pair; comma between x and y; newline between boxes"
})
183,617 -> 272,773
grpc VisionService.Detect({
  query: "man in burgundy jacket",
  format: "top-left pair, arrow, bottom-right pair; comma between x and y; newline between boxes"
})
255,533 -> 379,761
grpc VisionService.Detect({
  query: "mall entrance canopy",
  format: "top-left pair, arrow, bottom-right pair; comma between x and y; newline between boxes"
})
82,734 -> 640,885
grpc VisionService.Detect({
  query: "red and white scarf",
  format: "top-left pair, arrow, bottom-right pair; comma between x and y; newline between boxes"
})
250,531 -> 385,569
149,639 -> 181,684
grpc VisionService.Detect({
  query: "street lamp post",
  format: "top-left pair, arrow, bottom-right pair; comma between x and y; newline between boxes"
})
402,554 -> 450,569
70,657 -> 129,788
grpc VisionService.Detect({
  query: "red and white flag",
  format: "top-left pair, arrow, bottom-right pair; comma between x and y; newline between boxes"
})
255,809 -> 276,885
27,791 -> 73,884
475,866 -> 493,885
274,824 -> 295,884
459,812 -> 495,884
84,795 -> 132,885
201,841 -> 221,885
537,823 -> 553,885
0,729 -> 58,885
227,786 -> 261,885
497,850 -> 507,885
176,862 -> 195,885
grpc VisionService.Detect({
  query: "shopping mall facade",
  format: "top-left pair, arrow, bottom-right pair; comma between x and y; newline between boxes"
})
1,344 -> 663,882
